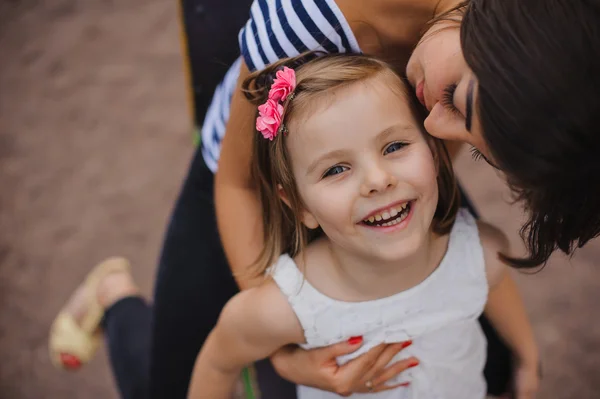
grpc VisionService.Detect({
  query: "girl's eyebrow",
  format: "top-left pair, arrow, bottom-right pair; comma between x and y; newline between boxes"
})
305,149 -> 348,176
465,79 -> 475,132
376,123 -> 416,142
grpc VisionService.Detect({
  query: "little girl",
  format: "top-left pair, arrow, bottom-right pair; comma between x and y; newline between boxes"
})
188,54 -> 540,399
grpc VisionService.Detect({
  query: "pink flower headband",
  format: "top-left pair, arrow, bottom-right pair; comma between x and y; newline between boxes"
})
256,67 -> 297,141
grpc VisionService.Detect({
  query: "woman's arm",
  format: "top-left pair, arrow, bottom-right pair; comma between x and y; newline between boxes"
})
213,0 -> 430,289
271,341 -> 418,395
485,272 -> 540,399
479,222 -> 538,364
479,222 -> 540,398
188,280 -> 304,398
214,61 -> 264,289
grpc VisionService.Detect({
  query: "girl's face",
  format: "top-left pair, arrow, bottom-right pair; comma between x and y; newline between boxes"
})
406,20 -> 492,162
284,76 -> 440,263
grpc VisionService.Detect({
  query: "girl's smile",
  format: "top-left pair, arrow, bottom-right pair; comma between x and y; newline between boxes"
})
359,199 -> 415,233
286,73 -> 440,263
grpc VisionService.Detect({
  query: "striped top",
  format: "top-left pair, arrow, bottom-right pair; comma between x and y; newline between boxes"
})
201,0 -> 362,172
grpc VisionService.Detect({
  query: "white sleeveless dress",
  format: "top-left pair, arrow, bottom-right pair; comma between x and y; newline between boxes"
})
270,209 -> 489,399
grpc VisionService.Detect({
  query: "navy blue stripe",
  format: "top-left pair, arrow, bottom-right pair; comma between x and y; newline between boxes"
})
276,0 -> 308,54
315,0 -> 352,53
291,0 -> 338,53
239,25 -> 257,71
258,0 -> 287,59
250,15 -> 270,67
211,124 -> 220,142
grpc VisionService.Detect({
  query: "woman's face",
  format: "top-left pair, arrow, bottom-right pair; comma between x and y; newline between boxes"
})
406,20 -> 491,161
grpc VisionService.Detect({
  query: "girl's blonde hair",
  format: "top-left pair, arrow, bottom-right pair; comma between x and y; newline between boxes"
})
242,53 -> 459,278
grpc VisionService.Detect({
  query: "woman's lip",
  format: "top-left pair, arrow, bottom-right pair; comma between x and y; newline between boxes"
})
416,81 -> 426,108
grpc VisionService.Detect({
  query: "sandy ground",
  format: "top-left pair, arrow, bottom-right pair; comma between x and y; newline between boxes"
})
0,1 -> 599,398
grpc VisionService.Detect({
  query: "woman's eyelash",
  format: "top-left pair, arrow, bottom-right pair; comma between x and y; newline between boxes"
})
442,84 -> 461,115
470,147 -> 499,169
470,146 -> 483,161
470,147 -> 485,162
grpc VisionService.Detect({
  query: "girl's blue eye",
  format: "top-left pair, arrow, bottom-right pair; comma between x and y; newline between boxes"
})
384,142 -> 406,155
323,165 -> 348,178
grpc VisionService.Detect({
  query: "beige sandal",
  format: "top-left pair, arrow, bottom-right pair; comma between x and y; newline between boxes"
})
49,257 -> 131,370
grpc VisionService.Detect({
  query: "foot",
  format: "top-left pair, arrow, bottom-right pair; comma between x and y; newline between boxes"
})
58,264 -> 140,369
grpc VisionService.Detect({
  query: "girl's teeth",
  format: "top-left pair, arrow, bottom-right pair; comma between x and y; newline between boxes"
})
363,202 -> 411,224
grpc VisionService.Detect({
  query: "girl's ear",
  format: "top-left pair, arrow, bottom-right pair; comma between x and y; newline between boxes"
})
278,184 -> 319,229
278,184 -> 291,208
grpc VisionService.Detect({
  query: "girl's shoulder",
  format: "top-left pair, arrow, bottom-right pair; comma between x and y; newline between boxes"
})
292,236 -> 334,277
444,210 -> 509,288
268,238 -> 336,297
451,208 -> 509,256
220,278 -> 305,345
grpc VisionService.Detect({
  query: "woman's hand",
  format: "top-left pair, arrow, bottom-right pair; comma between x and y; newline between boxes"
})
512,360 -> 540,399
270,338 -> 417,396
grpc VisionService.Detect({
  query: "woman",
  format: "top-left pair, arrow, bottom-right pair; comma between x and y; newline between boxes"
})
51,0 -> 600,397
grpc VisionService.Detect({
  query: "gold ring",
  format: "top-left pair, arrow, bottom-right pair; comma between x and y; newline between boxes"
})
365,380 -> 374,391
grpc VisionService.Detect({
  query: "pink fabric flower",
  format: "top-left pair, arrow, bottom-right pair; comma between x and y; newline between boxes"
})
255,67 -> 296,140
269,67 -> 296,102
256,99 -> 284,140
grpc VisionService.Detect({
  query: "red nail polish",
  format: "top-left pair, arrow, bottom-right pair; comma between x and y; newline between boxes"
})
399,382 -> 411,387
60,353 -> 82,370
401,340 -> 413,349
348,336 -> 363,345
408,359 -> 419,368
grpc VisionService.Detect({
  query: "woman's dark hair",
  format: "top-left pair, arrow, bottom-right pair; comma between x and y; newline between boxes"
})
462,0 -> 600,267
